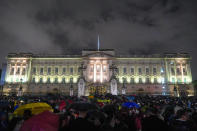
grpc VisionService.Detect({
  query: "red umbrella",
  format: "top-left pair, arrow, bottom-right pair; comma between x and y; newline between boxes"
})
59,100 -> 66,111
20,111 -> 59,131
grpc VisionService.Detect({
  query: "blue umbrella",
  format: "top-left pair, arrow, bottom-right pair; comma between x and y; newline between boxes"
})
126,96 -> 135,101
122,102 -> 140,109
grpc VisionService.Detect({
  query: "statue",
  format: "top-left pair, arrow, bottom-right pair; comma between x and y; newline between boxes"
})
78,78 -> 85,97
110,79 -> 117,95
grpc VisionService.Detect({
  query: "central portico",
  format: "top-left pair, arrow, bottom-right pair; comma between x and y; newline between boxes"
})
78,49 -> 117,96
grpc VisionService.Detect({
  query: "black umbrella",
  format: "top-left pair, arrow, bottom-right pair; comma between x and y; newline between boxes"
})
69,102 -> 99,111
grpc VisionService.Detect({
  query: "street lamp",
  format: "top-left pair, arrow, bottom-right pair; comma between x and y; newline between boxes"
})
70,77 -> 73,96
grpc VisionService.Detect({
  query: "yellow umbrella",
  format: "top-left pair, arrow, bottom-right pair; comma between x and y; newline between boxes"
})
13,102 -> 53,117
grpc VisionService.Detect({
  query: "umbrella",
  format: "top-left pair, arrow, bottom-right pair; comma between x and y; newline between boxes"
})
59,100 -> 66,111
20,111 -> 59,131
14,102 -> 53,116
69,102 -> 99,111
122,102 -> 140,109
102,104 -> 117,115
126,96 -> 135,101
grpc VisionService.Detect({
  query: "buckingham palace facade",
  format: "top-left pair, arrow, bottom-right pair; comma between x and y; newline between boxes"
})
2,49 -> 194,96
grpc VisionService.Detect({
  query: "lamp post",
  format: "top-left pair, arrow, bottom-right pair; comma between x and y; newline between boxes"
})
70,78 -> 73,96
173,84 -> 178,97
18,78 -> 23,96
122,78 -> 126,95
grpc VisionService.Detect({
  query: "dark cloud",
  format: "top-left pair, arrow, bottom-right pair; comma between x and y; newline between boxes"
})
0,0 -> 197,79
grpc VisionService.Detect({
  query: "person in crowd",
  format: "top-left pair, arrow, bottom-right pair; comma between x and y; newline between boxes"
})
170,109 -> 191,131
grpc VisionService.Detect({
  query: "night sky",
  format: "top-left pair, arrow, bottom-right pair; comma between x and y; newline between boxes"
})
0,0 -> 197,80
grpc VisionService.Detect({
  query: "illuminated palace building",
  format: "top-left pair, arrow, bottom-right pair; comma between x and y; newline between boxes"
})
2,49 -> 194,96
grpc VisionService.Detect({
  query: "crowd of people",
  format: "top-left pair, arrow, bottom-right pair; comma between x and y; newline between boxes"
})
0,94 -> 197,131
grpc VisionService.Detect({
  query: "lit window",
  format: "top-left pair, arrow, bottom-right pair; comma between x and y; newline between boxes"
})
139,78 -> 142,83
153,68 -> 157,74
123,67 -> 127,74
62,78 -> 66,83
10,68 -> 14,75
47,78 -> 50,83
177,78 -> 181,83
97,65 -> 100,72
130,78 -> 134,83
32,78 -> 35,83
90,65 -> 93,72
161,68 -> 164,73
22,68 -> 26,75
63,68 -> 66,74
138,68 -> 142,74
146,68 -> 149,74
40,68 -> 44,75
70,68 -> 73,74
171,68 -> 175,75
48,68 -> 51,75
103,65 -> 106,72
55,78 -> 58,83
184,78 -> 187,83
33,67 -> 36,74
16,68 -> 20,75
130,68 -> 134,74
55,67 -> 58,74
146,77 -> 150,83
172,78 -> 175,83
154,78 -> 157,83
177,68 -> 181,75
40,78 -> 43,83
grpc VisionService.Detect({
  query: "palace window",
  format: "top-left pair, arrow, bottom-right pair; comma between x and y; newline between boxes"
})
177,68 -> 181,75
123,67 -> 127,74
138,68 -> 142,74
103,65 -> 106,72
33,67 -> 36,74
130,78 -> 134,84
139,78 -> 142,83
171,68 -> 175,75
48,68 -> 51,75
16,68 -> 20,75
90,65 -> 93,72
184,78 -> 187,83
63,67 -> 66,74
172,78 -> 175,83
54,78 -> 58,83
146,68 -> 149,75
177,78 -> 181,83
70,78 -> 73,83
70,67 -> 73,74
10,68 -> 14,75
62,78 -> 66,83
55,67 -> 58,75
22,68 -> 26,75
78,67 -> 80,73
183,68 -> 187,75
39,78 -> 43,83
153,67 -> 157,75
154,78 -> 157,83
161,68 -> 164,73
130,68 -> 134,74
146,77 -> 150,83
40,68 -> 44,75
32,78 -> 35,83
96,65 -> 100,72
47,78 -> 50,83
